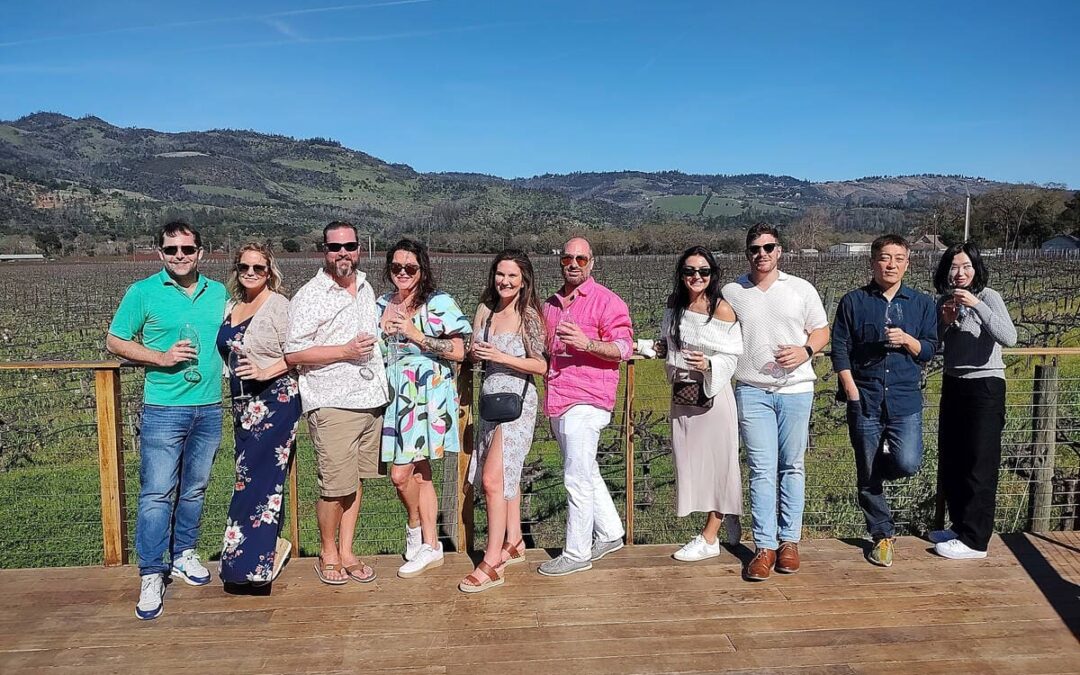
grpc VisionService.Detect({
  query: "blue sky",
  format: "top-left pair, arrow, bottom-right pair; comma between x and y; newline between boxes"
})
2,1 -> 1077,186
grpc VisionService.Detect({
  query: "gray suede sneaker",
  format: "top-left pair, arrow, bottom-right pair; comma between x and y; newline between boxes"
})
537,554 -> 593,577
591,537 -> 625,561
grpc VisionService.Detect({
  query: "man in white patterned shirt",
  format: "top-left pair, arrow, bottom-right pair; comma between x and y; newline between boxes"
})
285,221 -> 388,585
723,223 -> 830,582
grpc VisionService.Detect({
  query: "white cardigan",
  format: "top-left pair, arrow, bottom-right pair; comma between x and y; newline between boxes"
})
660,308 -> 743,399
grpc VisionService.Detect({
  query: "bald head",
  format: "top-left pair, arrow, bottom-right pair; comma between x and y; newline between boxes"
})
560,237 -> 594,290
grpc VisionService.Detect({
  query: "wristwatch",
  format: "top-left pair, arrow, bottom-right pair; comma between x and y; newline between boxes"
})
804,346 -> 814,360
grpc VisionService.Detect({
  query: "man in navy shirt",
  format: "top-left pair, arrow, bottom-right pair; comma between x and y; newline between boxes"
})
832,234 -> 938,568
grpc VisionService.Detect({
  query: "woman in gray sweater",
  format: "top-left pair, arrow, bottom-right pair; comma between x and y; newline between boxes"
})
931,242 -> 1017,560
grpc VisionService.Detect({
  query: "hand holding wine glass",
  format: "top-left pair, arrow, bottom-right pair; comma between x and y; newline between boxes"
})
884,302 -> 907,349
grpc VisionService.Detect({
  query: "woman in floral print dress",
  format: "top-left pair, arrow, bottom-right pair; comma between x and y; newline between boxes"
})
216,243 -> 301,587
378,239 -> 472,579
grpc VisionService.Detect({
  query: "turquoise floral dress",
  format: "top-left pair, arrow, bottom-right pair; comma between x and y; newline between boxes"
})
377,291 -> 472,464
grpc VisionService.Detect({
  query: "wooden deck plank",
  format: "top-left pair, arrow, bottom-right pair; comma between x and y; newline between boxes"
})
0,533 -> 1076,674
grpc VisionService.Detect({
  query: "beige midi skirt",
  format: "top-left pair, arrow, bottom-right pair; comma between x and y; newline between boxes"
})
670,382 -> 742,517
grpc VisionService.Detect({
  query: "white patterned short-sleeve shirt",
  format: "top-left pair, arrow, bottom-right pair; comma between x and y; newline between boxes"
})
285,268 -> 389,414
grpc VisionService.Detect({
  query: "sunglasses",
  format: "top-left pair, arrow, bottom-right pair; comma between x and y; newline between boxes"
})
681,266 -> 712,278
747,243 -> 779,255
235,263 -> 268,276
161,245 -> 199,256
390,262 -> 420,276
325,241 -> 360,252
560,254 -> 591,267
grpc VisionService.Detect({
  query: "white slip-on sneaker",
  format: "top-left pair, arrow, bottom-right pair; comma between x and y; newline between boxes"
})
673,535 -> 721,562
724,514 -> 743,546
397,543 -> 444,578
934,538 -> 987,560
928,528 -> 958,544
170,549 -> 211,586
135,573 -> 165,620
404,525 -> 423,562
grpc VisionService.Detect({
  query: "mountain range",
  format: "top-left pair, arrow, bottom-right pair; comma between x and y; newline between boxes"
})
0,112 -> 1044,251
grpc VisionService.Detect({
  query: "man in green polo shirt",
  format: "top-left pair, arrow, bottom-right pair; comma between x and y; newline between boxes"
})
106,221 -> 226,620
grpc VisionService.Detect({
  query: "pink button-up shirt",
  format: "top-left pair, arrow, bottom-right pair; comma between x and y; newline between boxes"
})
543,277 -> 634,417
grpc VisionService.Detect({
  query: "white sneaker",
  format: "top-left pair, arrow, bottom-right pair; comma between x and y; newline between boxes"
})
404,525 -> 423,562
397,543 -> 444,578
935,538 -> 987,560
170,549 -> 211,586
928,528 -> 958,544
673,535 -> 721,562
135,573 -> 165,620
724,514 -> 742,546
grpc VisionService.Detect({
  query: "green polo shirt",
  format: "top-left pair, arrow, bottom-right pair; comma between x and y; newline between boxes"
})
108,269 -> 227,406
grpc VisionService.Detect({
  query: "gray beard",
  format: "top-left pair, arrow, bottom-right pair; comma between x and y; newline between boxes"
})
325,258 -> 356,281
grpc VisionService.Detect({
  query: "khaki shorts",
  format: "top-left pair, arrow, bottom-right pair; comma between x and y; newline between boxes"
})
307,407 -> 384,498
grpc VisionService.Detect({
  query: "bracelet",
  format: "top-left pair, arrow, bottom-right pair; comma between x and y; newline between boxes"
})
586,339 -> 596,353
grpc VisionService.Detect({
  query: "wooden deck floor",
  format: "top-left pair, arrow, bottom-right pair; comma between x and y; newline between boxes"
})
0,533 -> 1078,674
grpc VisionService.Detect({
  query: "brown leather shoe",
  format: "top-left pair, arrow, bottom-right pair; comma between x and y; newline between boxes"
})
744,548 -> 776,581
776,541 -> 800,574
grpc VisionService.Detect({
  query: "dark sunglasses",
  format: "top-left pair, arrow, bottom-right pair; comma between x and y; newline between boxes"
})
560,254 -> 591,267
747,243 -> 779,255
390,262 -> 420,276
325,241 -> 360,252
681,266 -> 713,278
161,245 -> 199,256
235,263 -> 268,276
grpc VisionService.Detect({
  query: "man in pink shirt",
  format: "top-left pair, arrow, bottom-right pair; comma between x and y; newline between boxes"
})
538,237 -> 634,576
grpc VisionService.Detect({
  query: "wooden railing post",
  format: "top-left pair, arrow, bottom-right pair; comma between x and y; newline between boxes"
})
287,452 -> 300,555
94,367 -> 127,566
1029,361 -> 1059,533
623,359 -> 636,545
455,365 -> 475,553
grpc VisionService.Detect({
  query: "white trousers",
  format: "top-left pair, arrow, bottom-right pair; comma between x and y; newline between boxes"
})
551,404 -> 625,562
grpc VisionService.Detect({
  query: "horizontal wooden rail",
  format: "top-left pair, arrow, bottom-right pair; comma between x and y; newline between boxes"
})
0,360 -> 123,371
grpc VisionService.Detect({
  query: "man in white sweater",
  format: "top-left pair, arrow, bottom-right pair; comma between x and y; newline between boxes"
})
722,224 -> 830,581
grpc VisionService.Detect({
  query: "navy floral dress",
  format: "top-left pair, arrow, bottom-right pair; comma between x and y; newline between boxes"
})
216,317 -> 301,584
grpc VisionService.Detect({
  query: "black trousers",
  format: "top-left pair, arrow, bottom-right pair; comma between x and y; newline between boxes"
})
938,375 -> 1006,551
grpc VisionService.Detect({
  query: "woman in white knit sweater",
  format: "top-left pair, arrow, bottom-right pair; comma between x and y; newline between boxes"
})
657,246 -> 744,562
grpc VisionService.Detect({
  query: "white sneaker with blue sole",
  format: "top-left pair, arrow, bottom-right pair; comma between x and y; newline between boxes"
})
171,549 -> 211,586
136,573 -> 165,620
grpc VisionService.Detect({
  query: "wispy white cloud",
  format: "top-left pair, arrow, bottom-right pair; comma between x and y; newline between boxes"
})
0,0 -> 436,49
187,22 -> 520,53
263,18 -> 305,42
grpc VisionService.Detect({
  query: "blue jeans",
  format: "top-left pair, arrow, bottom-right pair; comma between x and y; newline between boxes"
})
846,402 -> 923,539
136,404 -> 222,575
735,385 -> 814,550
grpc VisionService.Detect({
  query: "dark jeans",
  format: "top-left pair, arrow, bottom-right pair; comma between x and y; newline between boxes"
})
847,402 -> 924,539
938,375 -> 1006,552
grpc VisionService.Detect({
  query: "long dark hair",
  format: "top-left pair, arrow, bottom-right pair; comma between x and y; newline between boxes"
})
384,238 -> 436,310
934,241 -> 989,295
479,249 -> 544,322
667,245 -> 722,350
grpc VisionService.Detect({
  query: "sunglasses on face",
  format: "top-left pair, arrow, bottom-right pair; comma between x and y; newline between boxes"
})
681,266 -> 712,279
390,262 -> 420,276
560,254 -> 590,267
324,241 -> 359,252
161,245 -> 199,256
235,263 -> 268,276
747,243 -> 779,255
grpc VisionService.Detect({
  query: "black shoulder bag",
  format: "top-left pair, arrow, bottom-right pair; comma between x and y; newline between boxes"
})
478,312 -> 531,424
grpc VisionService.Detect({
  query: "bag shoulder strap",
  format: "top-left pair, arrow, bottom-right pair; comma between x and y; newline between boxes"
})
480,308 -> 531,396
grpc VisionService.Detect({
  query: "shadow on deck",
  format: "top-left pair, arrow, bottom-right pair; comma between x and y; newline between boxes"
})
1,533 -> 1078,674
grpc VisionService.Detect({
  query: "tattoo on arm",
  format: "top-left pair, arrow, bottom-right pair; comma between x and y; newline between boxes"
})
588,339 -> 623,362
524,314 -> 546,358
422,336 -> 454,355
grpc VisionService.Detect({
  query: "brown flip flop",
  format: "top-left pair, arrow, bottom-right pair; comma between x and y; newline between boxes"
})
314,555 -> 348,585
344,562 -> 377,583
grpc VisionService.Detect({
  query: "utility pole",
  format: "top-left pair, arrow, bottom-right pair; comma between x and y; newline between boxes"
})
963,194 -> 971,242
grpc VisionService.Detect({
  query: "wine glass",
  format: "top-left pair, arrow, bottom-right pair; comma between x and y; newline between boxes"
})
231,346 -> 251,403
884,302 -> 904,349
356,330 -> 375,381
755,345 -> 790,387
554,310 -> 576,358
179,323 -> 202,383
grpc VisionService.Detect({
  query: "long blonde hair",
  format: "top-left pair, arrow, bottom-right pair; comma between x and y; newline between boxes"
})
226,242 -> 285,301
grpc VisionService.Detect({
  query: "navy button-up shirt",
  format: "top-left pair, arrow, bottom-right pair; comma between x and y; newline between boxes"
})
831,282 -> 938,418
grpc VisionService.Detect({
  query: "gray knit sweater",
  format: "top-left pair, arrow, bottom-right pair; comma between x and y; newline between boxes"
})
937,287 -> 1017,379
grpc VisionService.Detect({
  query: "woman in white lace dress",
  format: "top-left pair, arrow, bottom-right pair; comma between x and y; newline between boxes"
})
658,246 -> 744,563
460,250 -> 547,593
